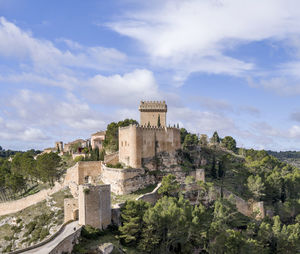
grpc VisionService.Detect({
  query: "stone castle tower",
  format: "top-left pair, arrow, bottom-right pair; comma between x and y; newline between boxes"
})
78,184 -> 111,229
139,101 -> 167,127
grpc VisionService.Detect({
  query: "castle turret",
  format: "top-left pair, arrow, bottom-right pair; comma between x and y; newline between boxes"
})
139,101 -> 167,127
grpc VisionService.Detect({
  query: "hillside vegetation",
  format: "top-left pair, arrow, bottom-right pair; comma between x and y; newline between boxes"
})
73,130 -> 300,254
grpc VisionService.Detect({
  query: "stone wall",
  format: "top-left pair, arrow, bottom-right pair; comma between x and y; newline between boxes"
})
49,226 -> 82,254
78,184 -> 111,229
104,152 -> 119,165
139,101 -> 167,127
101,164 -> 156,194
64,198 -> 79,223
64,161 -> 102,186
119,125 -> 181,168
0,182 -> 64,216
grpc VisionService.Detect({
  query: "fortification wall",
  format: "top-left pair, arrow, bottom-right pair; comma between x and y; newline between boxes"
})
0,182 -> 64,216
119,125 -> 181,168
64,161 -> 102,186
101,164 -> 155,194
77,161 -> 102,184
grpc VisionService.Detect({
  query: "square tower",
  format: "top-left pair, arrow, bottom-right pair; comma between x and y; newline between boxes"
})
139,101 -> 167,127
78,184 -> 111,229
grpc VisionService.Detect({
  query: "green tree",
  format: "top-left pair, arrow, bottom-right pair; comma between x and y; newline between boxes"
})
210,131 -> 220,144
158,174 -> 180,196
139,195 -> 193,252
157,114 -> 161,127
5,172 -> 26,193
183,133 -> 198,149
247,175 -> 265,200
221,136 -> 237,152
119,200 -> 150,246
180,128 -> 188,144
103,119 -> 138,152
36,152 -> 61,186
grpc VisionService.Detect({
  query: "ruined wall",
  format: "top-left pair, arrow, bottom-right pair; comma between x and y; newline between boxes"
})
78,184 -> 111,229
101,164 -> 156,194
64,161 -> 102,186
64,198 -> 79,223
119,125 -> 181,168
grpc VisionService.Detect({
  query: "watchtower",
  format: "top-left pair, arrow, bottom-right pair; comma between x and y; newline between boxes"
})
78,184 -> 111,229
139,101 -> 167,127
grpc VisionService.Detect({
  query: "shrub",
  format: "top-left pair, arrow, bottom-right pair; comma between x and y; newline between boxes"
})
81,225 -> 102,239
106,162 -> 123,168
74,156 -> 84,162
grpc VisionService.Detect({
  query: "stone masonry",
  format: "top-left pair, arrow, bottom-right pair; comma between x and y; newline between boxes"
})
78,184 -> 111,229
139,101 -> 167,127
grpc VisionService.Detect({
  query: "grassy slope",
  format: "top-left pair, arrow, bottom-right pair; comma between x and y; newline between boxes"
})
0,188 -> 71,253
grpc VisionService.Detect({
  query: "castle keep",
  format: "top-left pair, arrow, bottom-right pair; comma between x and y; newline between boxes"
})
139,101 -> 167,127
119,101 -> 180,168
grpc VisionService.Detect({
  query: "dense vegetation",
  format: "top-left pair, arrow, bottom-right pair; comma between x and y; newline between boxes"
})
103,119 -> 138,152
117,175 -> 300,253
267,150 -> 300,169
0,151 -> 63,200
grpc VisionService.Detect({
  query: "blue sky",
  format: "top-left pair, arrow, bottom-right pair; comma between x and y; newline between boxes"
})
1,0 -> 300,151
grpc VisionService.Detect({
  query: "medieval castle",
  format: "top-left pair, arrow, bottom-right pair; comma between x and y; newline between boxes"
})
60,101 -> 184,230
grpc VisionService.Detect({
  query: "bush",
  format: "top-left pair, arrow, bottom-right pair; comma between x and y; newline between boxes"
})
74,156 -> 84,162
81,225 -> 103,239
106,162 -> 123,168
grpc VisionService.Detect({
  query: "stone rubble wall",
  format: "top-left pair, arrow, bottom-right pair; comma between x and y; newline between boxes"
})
101,164 -> 156,195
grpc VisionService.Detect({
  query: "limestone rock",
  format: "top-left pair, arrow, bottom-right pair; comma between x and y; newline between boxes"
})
99,242 -> 114,254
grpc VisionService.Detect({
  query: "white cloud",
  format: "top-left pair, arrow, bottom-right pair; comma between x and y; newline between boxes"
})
168,106 -> 236,135
288,125 -> 300,138
84,69 -> 161,106
108,0 -> 300,84
0,17 -> 126,74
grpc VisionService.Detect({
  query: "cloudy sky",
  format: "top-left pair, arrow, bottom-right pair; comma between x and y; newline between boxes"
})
1,0 -> 300,151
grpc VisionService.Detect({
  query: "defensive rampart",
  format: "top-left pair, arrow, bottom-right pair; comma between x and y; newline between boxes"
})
0,182 -> 64,216
101,163 -> 156,194
119,124 -> 181,168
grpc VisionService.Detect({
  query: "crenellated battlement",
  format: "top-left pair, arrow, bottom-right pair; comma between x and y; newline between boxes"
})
139,101 -> 167,112
119,124 -> 179,131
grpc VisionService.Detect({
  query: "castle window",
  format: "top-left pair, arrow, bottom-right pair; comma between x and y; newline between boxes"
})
125,141 -> 127,146
121,141 -> 123,147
